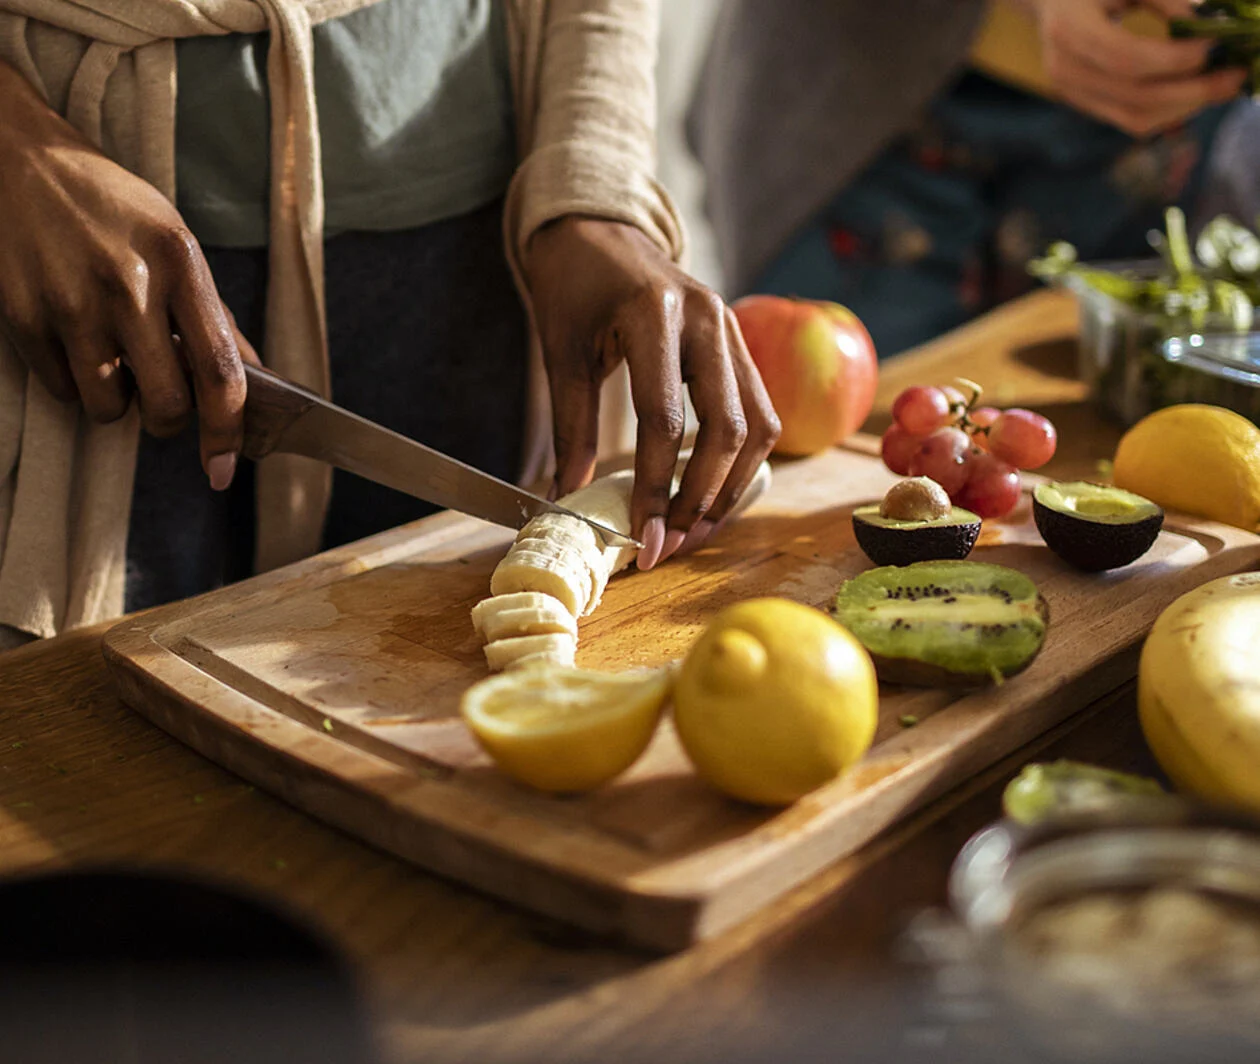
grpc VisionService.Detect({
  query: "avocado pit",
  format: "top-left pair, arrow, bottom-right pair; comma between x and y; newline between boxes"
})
880,477 -> 951,521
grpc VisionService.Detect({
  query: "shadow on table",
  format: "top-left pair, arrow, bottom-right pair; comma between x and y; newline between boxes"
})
1010,336 -> 1079,380
0,868 -> 379,1064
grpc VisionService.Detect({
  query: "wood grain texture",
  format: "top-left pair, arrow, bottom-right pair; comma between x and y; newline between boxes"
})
102,435 -> 1260,950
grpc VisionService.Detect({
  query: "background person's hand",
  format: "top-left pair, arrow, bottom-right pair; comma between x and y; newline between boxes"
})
525,216 -> 780,570
1017,0 -> 1246,136
0,61 -> 257,491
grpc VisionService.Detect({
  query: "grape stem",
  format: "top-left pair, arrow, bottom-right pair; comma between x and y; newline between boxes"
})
950,377 -> 988,440
952,377 -> 984,408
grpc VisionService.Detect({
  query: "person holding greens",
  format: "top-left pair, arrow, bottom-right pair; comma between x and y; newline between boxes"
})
688,0 -> 1246,358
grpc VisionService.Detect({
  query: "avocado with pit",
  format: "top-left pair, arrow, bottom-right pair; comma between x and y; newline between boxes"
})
852,505 -> 982,567
853,477 -> 981,567
1033,481 -> 1163,572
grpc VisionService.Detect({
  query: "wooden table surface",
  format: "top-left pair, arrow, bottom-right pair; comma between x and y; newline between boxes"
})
0,289 -> 1159,1063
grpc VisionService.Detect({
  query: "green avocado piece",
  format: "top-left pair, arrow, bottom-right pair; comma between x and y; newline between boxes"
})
851,504 -> 982,567
1002,760 -> 1165,826
1033,481 -> 1163,572
832,560 -> 1049,687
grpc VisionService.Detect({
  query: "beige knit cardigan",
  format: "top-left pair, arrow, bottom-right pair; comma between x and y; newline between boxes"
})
0,0 -> 684,641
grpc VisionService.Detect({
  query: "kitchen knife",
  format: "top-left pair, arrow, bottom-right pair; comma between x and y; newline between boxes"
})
237,363 -> 641,547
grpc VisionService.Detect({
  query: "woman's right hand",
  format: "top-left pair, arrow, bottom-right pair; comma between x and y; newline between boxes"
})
1017,0 -> 1246,137
0,60 -> 254,490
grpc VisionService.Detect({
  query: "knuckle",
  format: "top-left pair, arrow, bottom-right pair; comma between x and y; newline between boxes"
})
713,411 -> 749,454
198,335 -> 246,391
103,255 -> 154,312
155,225 -> 202,272
755,406 -> 782,450
690,286 -> 727,322
138,386 -> 191,437
644,404 -> 686,445
46,286 -> 91,328
627,280 -> 680,322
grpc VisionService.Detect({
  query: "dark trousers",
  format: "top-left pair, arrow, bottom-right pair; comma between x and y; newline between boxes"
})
125,198 -> 528,612
756,72 -> 1232,359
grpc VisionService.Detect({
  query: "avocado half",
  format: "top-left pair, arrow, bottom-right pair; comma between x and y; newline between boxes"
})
852,504 -> 982,567
1033,481 -> 1163,572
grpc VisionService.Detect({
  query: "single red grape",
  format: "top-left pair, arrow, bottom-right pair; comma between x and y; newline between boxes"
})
892,386 -> 951,435
907,427 -> 973,497
967,406 -> 1001,452
988,408 -> 1057,470
956,453 -> 1022,518
881,423 -> 924,476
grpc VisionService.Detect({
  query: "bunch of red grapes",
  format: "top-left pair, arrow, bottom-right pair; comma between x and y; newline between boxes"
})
881,380 -> 1057,519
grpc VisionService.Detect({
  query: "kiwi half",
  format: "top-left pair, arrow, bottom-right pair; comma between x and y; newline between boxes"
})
1001,760 -> 1164,826
833,560 -> 1049,687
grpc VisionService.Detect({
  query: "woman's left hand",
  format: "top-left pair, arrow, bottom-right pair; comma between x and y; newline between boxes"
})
525,216 -> 780,570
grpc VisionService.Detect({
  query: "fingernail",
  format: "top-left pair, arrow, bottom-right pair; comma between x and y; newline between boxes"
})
659,528 -> 687,563
636,516 -> 666,571
208,452 -> 237,492
680,519 -> 716,555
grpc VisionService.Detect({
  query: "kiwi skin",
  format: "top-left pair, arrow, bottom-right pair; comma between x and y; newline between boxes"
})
866,593 -> 1051,687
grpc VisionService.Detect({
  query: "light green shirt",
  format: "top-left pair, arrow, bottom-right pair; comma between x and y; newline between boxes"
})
174,0 -> 515,248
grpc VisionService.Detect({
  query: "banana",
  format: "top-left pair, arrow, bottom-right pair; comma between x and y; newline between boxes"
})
476,458 -> 773,671
484,633 -> 577,671
471,592 -> 577,643
1138,571 -> 1260,816
489,548 -> 594,617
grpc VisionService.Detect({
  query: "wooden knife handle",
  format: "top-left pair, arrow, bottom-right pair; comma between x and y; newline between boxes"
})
240,362 -> 319,460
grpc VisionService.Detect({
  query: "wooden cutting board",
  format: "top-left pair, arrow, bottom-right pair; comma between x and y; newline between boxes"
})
103,438 -> 1260,951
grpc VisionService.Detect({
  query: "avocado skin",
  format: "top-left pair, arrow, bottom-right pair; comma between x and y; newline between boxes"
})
1033,497 -> 1163,571
852,512 -> 981,567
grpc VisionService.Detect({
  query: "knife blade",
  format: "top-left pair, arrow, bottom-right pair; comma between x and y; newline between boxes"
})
237,363 -> 641,548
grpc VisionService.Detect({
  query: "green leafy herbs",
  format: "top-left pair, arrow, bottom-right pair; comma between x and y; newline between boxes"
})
1171,2 -> 1260,94
1029,208 -> 1259,332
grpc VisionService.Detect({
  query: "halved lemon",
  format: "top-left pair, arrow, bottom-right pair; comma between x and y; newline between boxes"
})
460,665 -> 672,793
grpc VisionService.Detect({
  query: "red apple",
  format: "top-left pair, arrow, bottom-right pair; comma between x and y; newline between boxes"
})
732,295 -> 878,457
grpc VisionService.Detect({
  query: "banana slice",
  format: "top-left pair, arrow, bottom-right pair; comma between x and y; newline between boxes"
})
471,592 -> 578,643
490,548 -> 593,617
484,633 -> 577,671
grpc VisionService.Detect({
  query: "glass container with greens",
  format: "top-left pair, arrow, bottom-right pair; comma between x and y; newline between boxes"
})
1029,209 -> 1260,427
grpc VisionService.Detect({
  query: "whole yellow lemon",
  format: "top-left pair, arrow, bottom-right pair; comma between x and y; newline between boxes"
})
673,598 -> 879,806
1113,405 -> 1260,530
